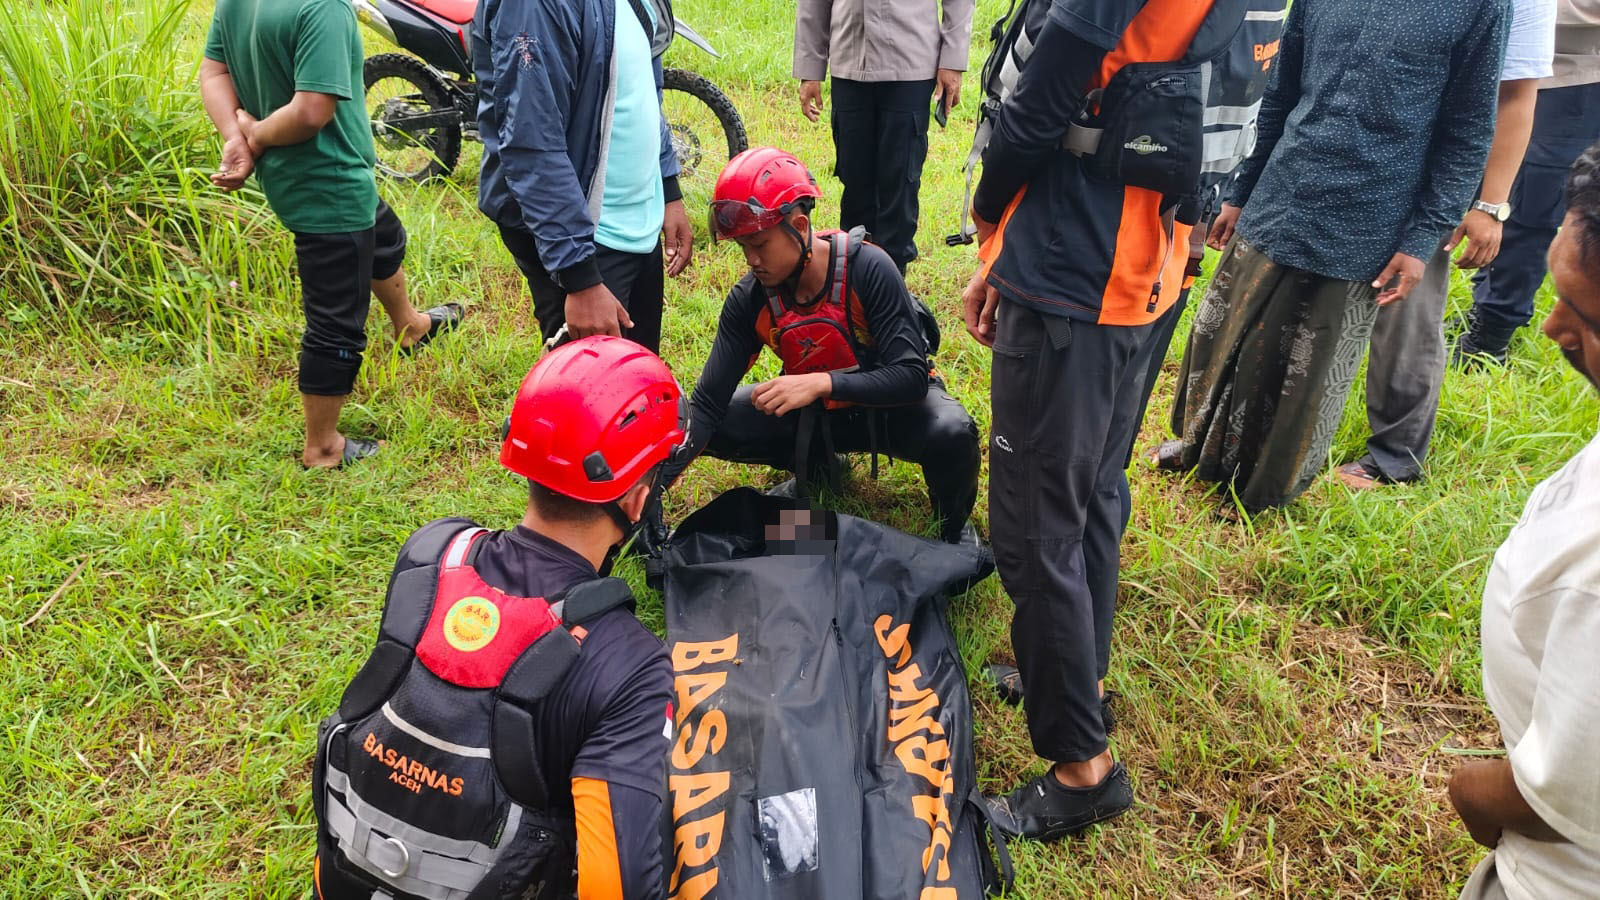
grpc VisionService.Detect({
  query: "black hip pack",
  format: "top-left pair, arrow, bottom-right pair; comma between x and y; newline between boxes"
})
1064,0 -> 1249,200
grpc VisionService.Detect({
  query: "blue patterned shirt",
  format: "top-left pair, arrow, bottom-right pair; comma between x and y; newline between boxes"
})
1231,0 -> 1511,282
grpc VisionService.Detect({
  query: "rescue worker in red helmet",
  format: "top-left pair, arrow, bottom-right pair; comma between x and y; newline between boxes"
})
310,336 -> 683,900
659,147 -> 981,545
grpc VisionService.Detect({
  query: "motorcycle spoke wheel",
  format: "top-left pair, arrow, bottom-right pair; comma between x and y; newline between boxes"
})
363,53 -> 461,183
662,68 -> 748,213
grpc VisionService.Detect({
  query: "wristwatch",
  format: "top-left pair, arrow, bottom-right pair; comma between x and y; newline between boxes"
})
1473,200 -> 1512,223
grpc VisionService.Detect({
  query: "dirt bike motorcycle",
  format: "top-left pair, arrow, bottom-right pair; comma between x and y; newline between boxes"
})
353,0 -> 748,196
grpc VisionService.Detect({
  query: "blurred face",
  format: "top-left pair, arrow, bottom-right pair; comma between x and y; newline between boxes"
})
733,212 -> 807,287
1543,216 -> 1600,395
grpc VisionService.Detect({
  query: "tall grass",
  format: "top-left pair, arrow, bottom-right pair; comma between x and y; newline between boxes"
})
0,0 -> 283,342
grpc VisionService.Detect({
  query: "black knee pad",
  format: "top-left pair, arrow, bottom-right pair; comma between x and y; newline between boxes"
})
298,347 -> 363,396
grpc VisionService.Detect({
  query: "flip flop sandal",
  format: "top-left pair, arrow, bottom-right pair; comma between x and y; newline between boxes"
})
334,437 -> 380,469
986,664 -> 1025,706
400,303 -> 465,357
1147,439 -> 1186,471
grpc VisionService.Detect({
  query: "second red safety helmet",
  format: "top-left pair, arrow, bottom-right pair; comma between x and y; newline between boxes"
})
709,146 -> 823,241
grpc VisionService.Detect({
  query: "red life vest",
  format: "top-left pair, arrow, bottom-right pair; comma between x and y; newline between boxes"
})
761,230 -> 871,376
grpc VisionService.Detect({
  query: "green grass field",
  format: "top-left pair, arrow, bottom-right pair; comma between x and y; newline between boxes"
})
3,0 -> 1597,896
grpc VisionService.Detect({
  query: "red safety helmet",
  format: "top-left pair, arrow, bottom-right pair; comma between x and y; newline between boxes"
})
709,146 -> 823,242
500,336 -> 685,504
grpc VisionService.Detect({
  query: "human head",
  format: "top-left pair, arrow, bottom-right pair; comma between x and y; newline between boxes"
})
710,147 -> 823,289
1544,140 -> 1600,395
501,337 -> 686,540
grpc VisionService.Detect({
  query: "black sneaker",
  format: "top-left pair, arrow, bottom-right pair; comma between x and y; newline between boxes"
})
982,763 -> 1133,842
983,665 -> 1117,734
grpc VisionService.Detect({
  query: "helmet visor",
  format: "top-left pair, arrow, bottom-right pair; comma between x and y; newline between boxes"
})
709,199 -> 786,242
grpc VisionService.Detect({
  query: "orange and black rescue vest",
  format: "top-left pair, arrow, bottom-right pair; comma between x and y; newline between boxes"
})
757,229 -> 874,377
311,527 -> 633,900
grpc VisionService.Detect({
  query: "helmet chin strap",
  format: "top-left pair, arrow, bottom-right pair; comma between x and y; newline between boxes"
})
775,218 -> 815,306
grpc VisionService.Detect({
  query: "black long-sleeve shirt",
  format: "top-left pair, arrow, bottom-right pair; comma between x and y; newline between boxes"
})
666,239 -> 929,486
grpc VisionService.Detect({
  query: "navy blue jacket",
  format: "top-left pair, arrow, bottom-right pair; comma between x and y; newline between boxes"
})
473,0 -> 682,292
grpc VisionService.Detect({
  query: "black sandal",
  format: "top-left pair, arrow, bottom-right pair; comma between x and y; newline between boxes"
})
1147,439 -> 1185,472
400,303 -> 464,357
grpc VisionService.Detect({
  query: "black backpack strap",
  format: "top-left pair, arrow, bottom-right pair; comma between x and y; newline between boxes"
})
339,526 -> 486,721
551,576 -> 636,627
493,627 -> 583,809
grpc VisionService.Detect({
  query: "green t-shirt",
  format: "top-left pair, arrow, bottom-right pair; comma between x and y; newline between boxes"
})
204,0 -> 378,233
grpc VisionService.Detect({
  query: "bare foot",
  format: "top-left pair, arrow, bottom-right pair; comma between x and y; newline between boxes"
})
302,434 -> 347,469
396,311 -> 433,350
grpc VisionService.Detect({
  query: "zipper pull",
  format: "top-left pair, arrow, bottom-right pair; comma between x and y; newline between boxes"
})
1147,281 -> 1163,313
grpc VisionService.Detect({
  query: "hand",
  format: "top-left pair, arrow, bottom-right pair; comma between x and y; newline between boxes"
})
211,136 -> 255,191
799,80 -> 823,123
1447,209 -> 1503,270
1207,203 -> 1242,250
564,282 -> 632,339
961,269 -> 1000,348
234,108 -> 262,156
662,199 -> 693,277
1449,762 -> 1505,850
933,68 -> 962,115
971,209 -> 997,247
750,373 -> 832,416
1372,252 -> 1426,307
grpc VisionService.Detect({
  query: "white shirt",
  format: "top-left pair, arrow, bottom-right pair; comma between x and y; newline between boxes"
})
1480,430 -> 1600,899
1504,0 -> 1559,81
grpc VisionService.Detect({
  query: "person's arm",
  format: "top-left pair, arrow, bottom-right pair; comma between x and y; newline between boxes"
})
654,58 -> 692,277
569,632 -> 673,900
1448,77 -> 1540,269
1227,0 -> 1304,210
1451,585 -> 1600,850
488,1 -> 603,292
1449,759 -> 1568,848
825,247 -> 930,406
970,0 -> 1134,232
1394,5 -> 1511,264
793,0 -> 832,82
198,57 -> 257,191
573,778 -> 668,900
239,91 -> 339,151
938,0 -> 977,74
659,283 -> 767,488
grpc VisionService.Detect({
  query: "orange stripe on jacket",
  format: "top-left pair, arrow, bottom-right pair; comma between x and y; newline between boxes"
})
573,776 -> 625,900
1097,0 -> 1214,325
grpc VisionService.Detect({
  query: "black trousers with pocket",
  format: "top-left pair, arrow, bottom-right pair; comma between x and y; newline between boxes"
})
292,200 -> 408,396
498,226 -> 665,353
703,380 -> 979,543
830,78 -> 936,273
989,301 -> 1164,763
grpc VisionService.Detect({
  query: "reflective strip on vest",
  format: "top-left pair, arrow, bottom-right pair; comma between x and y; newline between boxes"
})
324,765 -> 521,899
441,527 -> 487,571
382,702 -> 492,759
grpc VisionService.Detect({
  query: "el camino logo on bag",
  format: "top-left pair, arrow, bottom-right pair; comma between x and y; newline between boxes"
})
874,615 -> 960,900
1124,135 -> 1169,156
668,634 -> 739,900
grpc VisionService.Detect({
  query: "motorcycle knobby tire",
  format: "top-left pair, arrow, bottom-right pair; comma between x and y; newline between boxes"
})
363,52 -> 461,183
663,68 -> 749,160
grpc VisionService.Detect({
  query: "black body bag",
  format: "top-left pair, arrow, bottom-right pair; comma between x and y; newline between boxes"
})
658,488 -> 1009,899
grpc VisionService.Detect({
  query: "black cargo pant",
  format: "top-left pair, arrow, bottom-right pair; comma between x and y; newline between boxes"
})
990,300 -> 1162,763
292,200 -> 408,396
704,380 -> 980,543
498,226 -> 665,353
830,78 -> 935,273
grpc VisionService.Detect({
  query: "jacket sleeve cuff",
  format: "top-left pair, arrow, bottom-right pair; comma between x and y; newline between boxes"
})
1397,227 -> 1445,263
938,46 -> 970,72
555,256 -> 604,293
663,175 -> 683,205
794,58 -> 827,81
